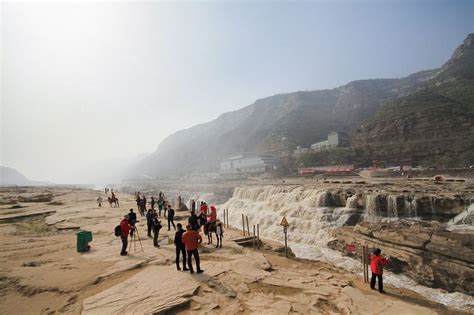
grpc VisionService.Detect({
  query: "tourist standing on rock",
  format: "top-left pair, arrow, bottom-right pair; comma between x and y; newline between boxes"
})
146,208 -> 154,238
97,195 -> 103,207
167,205 -> 176,231
142,195 -> 147,213
191,199 -> 196,212
139,197 -> 146,217
174,223 -> 188,271
163,201 -> 168,217
370,248 -> 389,293
120,214 -> 133,256
152,215 -> 162,247
158,198 -> 164,216
128,209 -> 137,236
182,224 -> 204,273
136,195 -> 141,213
188,211 -> 200,231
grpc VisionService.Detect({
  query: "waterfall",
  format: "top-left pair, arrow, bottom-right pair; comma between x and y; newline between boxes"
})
219,186 -> 359,260
316,191 -> 329,207
404,196 -> 418,218
365,195 -> 380,222
219,186 -> 474,312
387,195 -> 398,218
345,195 -> 358,208
430,196 -> 436,216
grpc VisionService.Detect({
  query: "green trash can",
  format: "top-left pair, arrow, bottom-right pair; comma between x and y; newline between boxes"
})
76,230 -> 93,252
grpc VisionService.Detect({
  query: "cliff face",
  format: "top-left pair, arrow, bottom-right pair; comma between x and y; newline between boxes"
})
329,221 -> 474,295
135,70 -> 435,177
352,34 -> 474,167
134,34 -> 473,177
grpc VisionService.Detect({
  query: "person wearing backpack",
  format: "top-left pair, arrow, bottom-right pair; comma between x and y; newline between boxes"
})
120,214 -> 133,256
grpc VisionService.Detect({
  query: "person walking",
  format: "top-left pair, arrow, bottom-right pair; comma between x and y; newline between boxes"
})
174,223 -> 188,271
370,248 -> 389,293
97,195 -> 103,207
182,224 -> 204,274
167,205 -> 176,231
146,208 -> 154,238
151,196 -> 155,210
152,216 -> 162,247
120,214 -> 133,256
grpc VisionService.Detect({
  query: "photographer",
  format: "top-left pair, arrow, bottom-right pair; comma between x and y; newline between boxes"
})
120,214 -> 133,256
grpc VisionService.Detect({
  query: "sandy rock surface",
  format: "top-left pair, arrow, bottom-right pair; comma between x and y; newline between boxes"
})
0,187 -> 463,314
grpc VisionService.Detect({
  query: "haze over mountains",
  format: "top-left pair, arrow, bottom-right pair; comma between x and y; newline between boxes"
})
0,166 -> 49,186
131,34 -> 474,178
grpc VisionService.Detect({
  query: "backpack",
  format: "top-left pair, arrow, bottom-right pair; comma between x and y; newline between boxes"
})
114,225 -> 121,237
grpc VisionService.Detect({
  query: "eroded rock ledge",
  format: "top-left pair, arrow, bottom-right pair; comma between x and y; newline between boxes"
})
328,221 -> 474,295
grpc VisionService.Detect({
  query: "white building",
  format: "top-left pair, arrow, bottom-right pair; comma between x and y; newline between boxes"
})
310,131 -> 349,152
293,146 -> 310,155
220,153 -> 279,175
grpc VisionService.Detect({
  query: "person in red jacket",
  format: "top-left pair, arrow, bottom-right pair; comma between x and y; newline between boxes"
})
370,248 -> 389,293
120,214 -> 133,256
182,224 -> 204,274
200,202 -> 208,215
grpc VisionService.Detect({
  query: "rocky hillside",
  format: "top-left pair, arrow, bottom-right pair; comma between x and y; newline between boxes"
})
134,34 -> 473,177
135,71 -> 435,177
352,34 -> 474,167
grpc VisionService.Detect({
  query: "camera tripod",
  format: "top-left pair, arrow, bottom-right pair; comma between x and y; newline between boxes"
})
128,226 -> 144,252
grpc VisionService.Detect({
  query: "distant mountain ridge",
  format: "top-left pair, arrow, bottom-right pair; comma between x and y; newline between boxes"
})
0,166 -> 49,186
134,34 -> 472,177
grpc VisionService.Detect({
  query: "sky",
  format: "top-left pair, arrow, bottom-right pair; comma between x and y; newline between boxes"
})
1,0 -> 473,183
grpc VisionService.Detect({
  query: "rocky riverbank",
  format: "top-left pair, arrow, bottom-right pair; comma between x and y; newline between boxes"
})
0,187 -> 466,314
328,220 -> 474,295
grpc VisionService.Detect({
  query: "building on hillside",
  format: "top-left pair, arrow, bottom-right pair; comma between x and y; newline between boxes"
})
220,153 -> 279,176
293,146 -> 310,155
310,131 -> 349,152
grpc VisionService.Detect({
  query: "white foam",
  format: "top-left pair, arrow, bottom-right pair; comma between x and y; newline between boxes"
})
219,185 -> 474,312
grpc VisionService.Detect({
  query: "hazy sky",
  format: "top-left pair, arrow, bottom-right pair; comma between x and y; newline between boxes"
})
1,1 -> 473,183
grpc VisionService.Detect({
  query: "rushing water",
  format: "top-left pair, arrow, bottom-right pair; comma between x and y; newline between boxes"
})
219,185 -> 474,311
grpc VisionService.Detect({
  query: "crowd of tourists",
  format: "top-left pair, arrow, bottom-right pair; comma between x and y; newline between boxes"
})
116,191 -> 224,274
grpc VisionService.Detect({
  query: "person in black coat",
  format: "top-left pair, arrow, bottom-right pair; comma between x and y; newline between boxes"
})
152,216 -> 162,247
174,223 -> 188,271
188,211 -> 199,231
128,209 -> 137,236
146,209 -> 154,238
167,205 -> 176,231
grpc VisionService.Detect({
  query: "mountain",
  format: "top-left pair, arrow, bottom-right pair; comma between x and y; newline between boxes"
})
0,166 -> 49,186
135,70 -> 435,177
352,33 -> 474,167
135,34 -> 473,177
